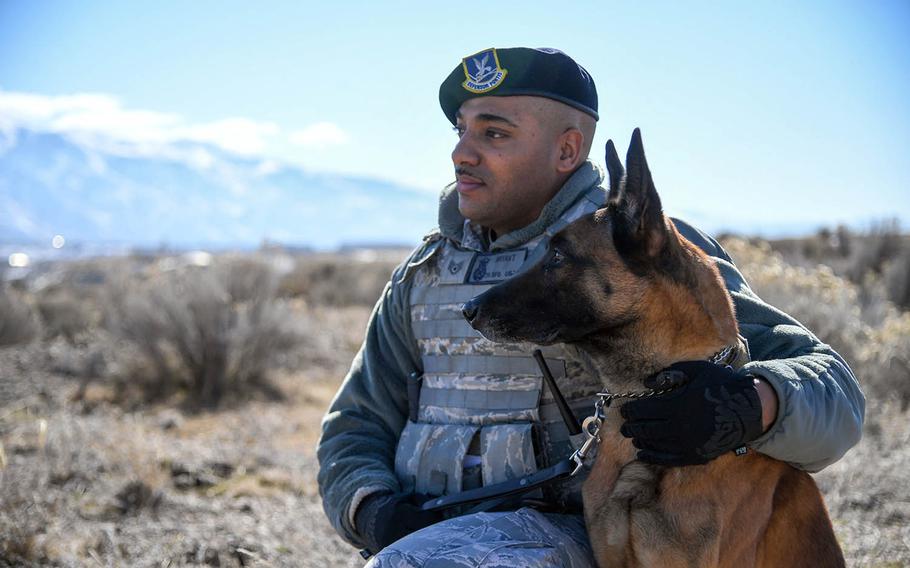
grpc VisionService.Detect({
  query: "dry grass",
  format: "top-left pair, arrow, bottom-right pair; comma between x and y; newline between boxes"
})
816,401 -> 910,565
35,290 -> 97,343
723,237 -> 910,409
3,242 -> 909,566
765,221 -> 910,311
278,254 -> 399,307
0,285 -> 39,347
0,306 -> 371,567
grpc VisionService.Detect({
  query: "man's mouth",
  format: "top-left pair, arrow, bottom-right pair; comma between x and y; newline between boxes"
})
455,171 -> 485,193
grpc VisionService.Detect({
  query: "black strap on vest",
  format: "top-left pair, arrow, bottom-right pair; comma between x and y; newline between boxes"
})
533,349 -> 582,436
421,351 -> 583,512
421,457 -> 575,512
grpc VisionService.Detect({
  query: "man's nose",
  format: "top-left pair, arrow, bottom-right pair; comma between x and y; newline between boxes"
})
452,132 -> 480,167
462,299 -> 478,323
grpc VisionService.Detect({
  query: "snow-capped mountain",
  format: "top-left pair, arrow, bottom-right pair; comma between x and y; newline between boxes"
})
0,127 -> 439,249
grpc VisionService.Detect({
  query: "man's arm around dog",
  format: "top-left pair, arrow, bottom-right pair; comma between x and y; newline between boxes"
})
675,220 -> 865,472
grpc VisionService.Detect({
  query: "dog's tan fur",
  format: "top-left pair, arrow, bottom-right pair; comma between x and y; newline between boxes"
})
466,130 -> 844,567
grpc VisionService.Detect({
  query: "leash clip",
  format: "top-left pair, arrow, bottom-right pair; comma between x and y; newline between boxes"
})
570,414 -> 603,475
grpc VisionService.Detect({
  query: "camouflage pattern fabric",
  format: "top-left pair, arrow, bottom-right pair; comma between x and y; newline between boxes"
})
365,507 -> 595,568
397,184 -> 607,507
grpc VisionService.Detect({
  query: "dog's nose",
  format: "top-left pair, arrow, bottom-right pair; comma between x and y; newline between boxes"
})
462,300 -> 478,323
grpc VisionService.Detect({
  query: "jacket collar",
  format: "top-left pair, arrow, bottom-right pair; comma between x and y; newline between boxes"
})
437,160 -> 605,251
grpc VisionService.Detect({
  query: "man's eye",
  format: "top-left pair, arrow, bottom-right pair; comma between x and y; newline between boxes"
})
487,130 -> 506,139
453,126 -> 465,137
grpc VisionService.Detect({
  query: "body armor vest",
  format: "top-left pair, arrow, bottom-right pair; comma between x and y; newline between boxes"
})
394,186 -> 605,505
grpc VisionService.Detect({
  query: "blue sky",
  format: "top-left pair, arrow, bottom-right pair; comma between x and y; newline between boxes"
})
1,0 -> 908,236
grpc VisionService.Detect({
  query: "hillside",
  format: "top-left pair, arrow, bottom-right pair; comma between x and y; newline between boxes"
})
0,127 -> 436,249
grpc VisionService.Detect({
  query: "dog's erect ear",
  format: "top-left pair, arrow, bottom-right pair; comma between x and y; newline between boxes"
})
611,128 -> 667,259
605,139 -> 624,200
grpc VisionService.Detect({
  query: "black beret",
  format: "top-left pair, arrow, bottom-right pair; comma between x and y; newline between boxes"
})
439,47 -> 598,125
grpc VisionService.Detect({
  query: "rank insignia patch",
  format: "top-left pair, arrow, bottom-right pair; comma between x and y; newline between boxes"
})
461,48 -> 508,93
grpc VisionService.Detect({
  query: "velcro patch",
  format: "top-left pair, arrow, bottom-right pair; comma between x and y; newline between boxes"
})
466,249 -> 528,284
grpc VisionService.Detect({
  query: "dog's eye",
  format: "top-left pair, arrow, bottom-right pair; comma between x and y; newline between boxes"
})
551,249 -> 565,266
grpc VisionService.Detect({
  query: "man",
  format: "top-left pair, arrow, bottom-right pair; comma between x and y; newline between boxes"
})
317,47 -> 865,567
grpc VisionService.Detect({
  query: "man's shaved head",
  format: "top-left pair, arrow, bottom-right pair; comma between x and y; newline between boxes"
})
530,97 -> 597,160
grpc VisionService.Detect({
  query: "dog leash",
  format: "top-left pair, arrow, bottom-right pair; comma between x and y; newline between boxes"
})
423,352 -> 676,512
421,352 -> 591,512
422,344 -> 741,512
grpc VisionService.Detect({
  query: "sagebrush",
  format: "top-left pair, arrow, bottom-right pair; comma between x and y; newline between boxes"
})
723,238 -> 910,408
278,255 -> 398,307
35,291 -> 96,343
106,259 -> 300,407
767,221 -> 910,311
0,285 -> 38,347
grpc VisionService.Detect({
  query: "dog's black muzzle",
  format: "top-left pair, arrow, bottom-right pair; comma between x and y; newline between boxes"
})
461,298 -> 479,324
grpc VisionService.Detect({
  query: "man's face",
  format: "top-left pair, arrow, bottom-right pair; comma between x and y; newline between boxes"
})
452,96 -> 564,235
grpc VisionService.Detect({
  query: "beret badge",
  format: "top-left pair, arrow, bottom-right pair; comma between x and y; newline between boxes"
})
461,48 -> 508,93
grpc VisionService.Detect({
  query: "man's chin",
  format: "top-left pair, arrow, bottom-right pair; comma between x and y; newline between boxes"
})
457,197 -> 491,223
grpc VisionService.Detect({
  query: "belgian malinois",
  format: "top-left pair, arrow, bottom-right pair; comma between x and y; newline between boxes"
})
462,129 -> 844,567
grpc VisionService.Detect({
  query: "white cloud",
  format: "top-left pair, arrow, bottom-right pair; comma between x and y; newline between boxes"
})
0,89 -> 280,157
175,117 -> 279,155
256,159 -> 282,176
289,121 -> 349,148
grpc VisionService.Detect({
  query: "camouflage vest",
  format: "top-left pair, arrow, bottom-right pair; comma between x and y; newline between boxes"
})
394,185 -> 605,504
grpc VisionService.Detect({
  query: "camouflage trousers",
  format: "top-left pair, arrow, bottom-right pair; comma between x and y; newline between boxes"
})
364,507 -> 595,568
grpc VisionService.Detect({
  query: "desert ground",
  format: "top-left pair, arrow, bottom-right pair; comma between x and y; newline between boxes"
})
1,233 -> 908,567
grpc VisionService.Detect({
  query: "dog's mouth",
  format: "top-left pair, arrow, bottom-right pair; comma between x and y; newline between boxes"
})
534,327 -> 562,345
467,317 -> 509,343
470,316 -> 561,346
463,294 -> 565,346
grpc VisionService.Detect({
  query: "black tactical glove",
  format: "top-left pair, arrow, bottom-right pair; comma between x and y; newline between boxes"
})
619,361 -> 764,466
354,491 -> 443,554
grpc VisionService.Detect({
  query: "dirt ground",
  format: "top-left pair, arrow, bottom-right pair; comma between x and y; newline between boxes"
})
0,306 -> 371,568
2,306 -> 909,567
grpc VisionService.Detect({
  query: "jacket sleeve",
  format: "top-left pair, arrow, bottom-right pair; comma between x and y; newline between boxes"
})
316,250 -> 425,546
673,219 -> 866,473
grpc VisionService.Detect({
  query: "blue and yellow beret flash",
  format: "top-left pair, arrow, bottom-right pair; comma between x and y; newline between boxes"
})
439,47 -> 599,125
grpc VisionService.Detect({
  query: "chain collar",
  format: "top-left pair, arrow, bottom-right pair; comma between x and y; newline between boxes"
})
593,343 -> 738,402
569,342 -> 741,476
709,343 -> 737,366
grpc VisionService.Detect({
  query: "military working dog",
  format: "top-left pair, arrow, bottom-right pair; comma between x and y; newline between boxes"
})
462,129 -> 844,567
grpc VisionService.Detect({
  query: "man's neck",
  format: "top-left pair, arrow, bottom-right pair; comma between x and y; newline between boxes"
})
439,160 -> 604,249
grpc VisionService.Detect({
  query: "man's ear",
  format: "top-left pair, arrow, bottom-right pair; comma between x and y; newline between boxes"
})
555,128 -> 585,173
611,128 -> 667,259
